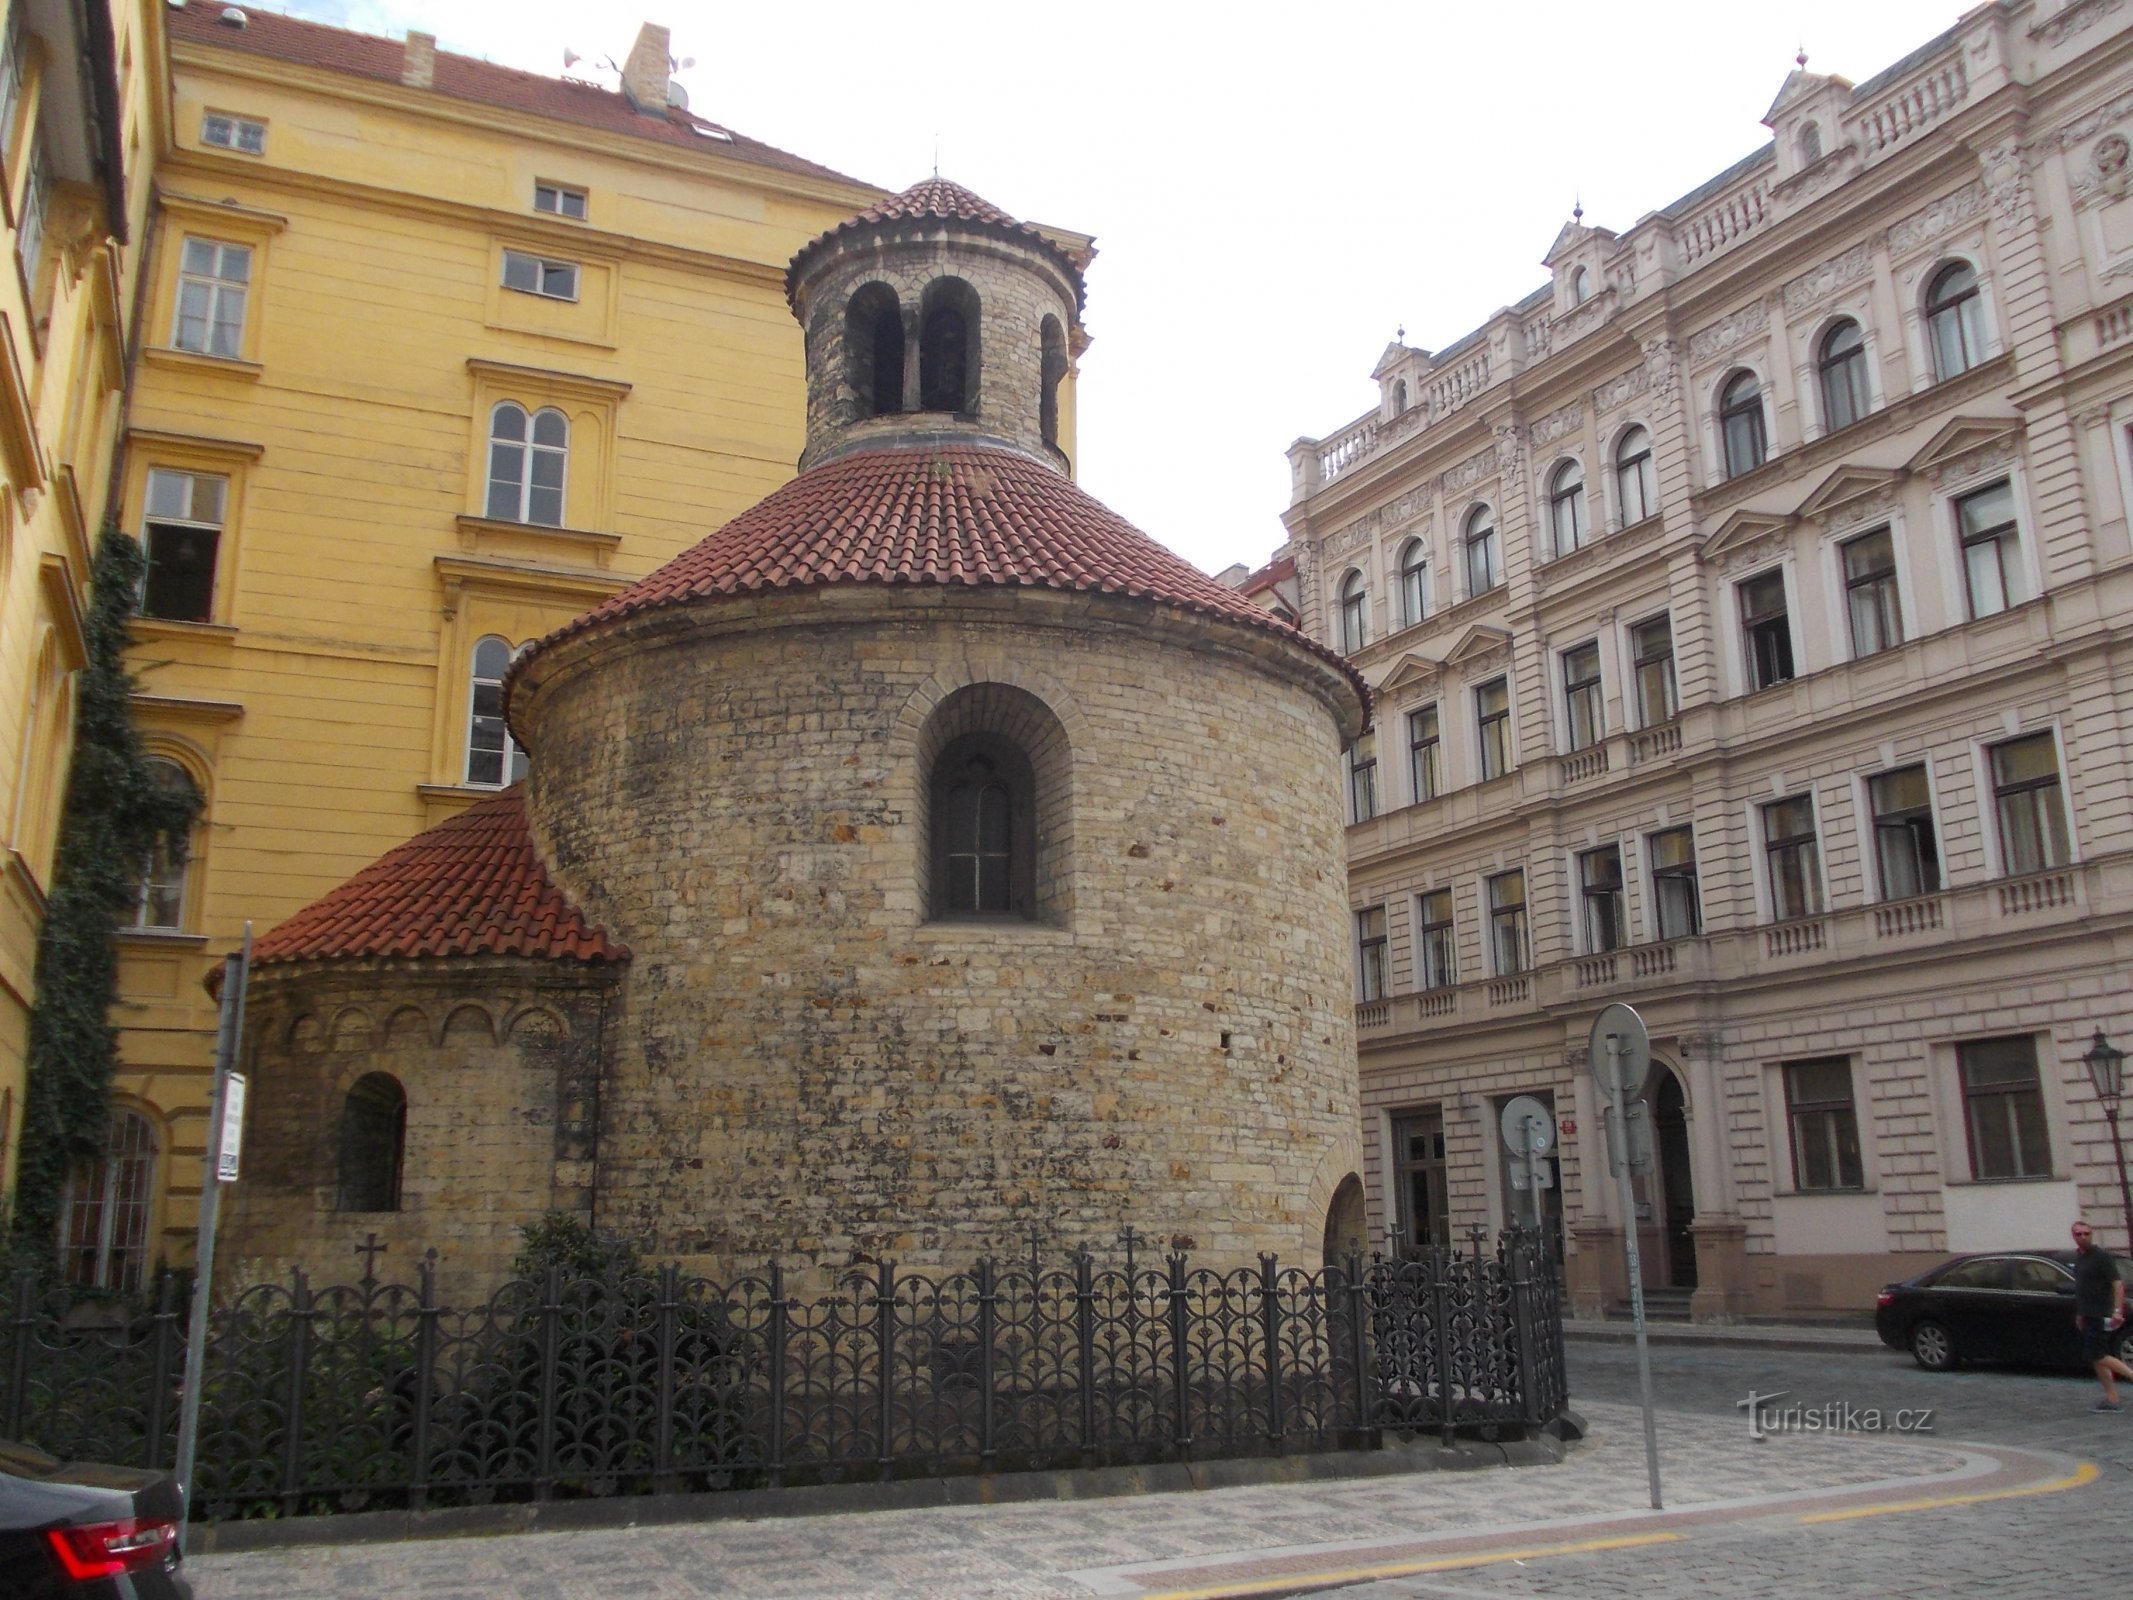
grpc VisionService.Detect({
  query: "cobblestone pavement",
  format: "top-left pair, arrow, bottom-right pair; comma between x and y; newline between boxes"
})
189,1343 -> 2122,1600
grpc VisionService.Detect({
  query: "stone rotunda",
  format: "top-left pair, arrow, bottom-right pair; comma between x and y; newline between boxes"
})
222,179 -> 1371,1299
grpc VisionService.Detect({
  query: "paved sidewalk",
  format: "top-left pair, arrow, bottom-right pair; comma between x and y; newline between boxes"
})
188,1399 -> 2084,1600
1561,1317 -> 1884,1353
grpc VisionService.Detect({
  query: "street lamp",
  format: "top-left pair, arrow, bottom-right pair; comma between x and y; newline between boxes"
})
2081,1029 -> 2133,1250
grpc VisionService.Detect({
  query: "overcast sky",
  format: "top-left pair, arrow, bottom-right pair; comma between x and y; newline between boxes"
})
276,0 -> 1965,575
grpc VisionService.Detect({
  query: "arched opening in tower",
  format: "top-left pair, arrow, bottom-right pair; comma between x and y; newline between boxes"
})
1040,314 -> 1067,450
845,282 -> 905,418
919,277 -> 981,413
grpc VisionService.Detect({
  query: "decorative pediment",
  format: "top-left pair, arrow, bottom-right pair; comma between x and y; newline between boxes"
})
1375,651 -> 1443,695
1442,624 -> 1514,668
1543,219 -> 1589,265
1762,67 -> 1850,124
1906,415 -> 2021,477
1699,509 -> 1794,565
1795,464 -> 1904,522
1371,340 -> 1420,379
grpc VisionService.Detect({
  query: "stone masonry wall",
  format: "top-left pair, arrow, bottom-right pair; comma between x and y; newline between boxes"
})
520,588 -> 1365,1289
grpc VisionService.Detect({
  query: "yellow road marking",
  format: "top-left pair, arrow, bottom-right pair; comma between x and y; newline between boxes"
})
1799,1460 -> 2101,1524
1133,1532 -> 1685,1600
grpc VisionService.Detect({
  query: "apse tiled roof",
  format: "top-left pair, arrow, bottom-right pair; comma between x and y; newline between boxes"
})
167,2 -> 865,186
252,787 -> 624,967
786,176 -> 1086,306
516,443 -> 1369,710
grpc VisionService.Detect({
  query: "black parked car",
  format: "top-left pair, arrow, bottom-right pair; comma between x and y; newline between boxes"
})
0,1440 -> 191,1599
1877,1249 -> 2133,1371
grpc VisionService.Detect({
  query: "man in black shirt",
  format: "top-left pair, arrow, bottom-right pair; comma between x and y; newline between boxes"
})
2072,1220 -> 2131,1413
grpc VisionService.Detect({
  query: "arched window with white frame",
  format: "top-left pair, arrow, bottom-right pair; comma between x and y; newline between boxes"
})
1396,538 -> 1429,628
1548,460 -> 1587,557
1463,505 -> 1501,596
1925,261 -> 1988,382
466,636 -> 529,787
58,1108 -> 159,1293
1614,426 -> 1656,527
1719,370 -> 1767,479
128,757 -> 202,931
485,402 -> 568,526
1817,319 -> 1870,432
1337,569 -> 1368,654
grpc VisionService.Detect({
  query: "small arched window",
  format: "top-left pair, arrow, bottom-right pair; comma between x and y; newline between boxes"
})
1464,505 -> 1501,596
337,1072 -> 407,1213
1548,460 -> 1588,557
1338,569 -> 1368,653
846,282 -> 906,419
1039,314 -> 1068,450
129,757 -> 201,930
1615,426 -> 1656,527
1392,378 -> 1409,415
486,402 -> 568,526
1926,262 -> 1987,381
930,733 -> 1036,918
466,636 -> 528,787
1397,539 -> 1429,628
1719,371 -> 1766,479
1798,121 -> 1823,165
1571,267 -> 1592,305
58,1108 -> 159,1292
919,277 -> 981,413
1817,318 -> 1870,432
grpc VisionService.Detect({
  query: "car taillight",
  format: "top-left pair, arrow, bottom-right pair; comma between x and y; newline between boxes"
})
1876,1290 -> 1896,1309
45,1517 -> 178,1580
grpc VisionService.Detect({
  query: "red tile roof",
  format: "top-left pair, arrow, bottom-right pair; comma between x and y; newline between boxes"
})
515,443 -> 1369,712
786,176 -> 1085,308
167,2 -> 867,188
253,787 -> 624,967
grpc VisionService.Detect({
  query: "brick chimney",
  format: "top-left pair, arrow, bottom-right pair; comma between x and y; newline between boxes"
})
401,31 -> 435,90
619,22 -> 671,117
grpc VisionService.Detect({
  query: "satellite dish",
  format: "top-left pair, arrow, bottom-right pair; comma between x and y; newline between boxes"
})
666,81 -> 689,109
562,47 -> 581,68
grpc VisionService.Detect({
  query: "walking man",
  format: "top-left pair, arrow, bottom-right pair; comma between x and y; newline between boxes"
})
2072,1219 -> 2133,1412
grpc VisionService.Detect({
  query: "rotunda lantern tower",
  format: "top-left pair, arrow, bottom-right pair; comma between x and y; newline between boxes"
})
785,177 -> 1084,472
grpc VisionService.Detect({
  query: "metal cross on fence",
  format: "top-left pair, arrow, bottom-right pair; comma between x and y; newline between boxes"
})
1117,1224 -> 1144,1280
1025,1221 -> 1045,1285
354,1232 -> 387,1283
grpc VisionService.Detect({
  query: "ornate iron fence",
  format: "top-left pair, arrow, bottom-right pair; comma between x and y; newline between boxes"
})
1,1229 -> 1565,1520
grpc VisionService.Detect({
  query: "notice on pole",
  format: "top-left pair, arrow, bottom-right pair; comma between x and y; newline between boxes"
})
215,1073 -> 247,1183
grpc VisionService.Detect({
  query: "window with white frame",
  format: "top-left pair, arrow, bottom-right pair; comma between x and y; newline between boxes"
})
1869,765 -> 1941,899
1648,826 -> 1700,939
140,469 -> 227,623
1397,539 -> 1429,628
1475,677 -> 1511,781
1954,479 -> 2024,619
1958,1036 -> 2051,1180
1926,262 -> 1987,382
534,182 -> 588,220
1630,614 -> 1677,726
58,1109 -> 158,1293
0,7 -> 22,167
16,140 -> 48,288
1487,869 -> 1528,976
501,249 -> 580,301
1356,906 -> 1388,1002
1739,569 -> 1795,691
467,636 -> 530,787
1761,794 -> 1824,921
201,111 -> 266,155
1817,319 -> 1870,432
1407,704 -> 1441,802
1561,641 -> 1603,752
1719,370 -> 1767,478
1783,1057 -> 1863,1191
1841,527 -> 1902,656
1416,888 -> 1454,989
1579,844 -> 1625,953
1990,732 -> 2069,876
128,759 -> 200,931
1548,460 -> 1588,557
173,239 -> 252,358
1348,731 -> 1378,823
1464,506 -> 1501,596
1338,569 -> 1367,654
486,403 -> 568,525
1615,426 -> 1657,527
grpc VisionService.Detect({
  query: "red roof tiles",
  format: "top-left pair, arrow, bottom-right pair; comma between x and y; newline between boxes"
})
253,787 -> 624,967
517,443 -> 1368,706
167,2 -> 865,187
786,176 -> 1085,307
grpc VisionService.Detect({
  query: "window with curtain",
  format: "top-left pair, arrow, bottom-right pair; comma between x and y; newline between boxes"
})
466,636 -> 529,787
1817,319 -> 1870,431
1720,371 -> 1766,478
1927,262 -> 1987,381
1615,426 -> 1656,527
486,402 -> 568,526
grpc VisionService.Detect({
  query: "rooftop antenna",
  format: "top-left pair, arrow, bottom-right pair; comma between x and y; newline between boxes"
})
1572,193 -> 1583,224
932,135 -> 940,179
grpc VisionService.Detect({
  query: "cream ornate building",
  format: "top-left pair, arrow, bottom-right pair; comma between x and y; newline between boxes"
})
1271,0 -> 2133,1320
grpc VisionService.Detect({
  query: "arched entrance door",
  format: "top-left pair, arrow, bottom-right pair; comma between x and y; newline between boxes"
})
1322,1173 -> 1366,1264
1639,1063 -> 1697,1288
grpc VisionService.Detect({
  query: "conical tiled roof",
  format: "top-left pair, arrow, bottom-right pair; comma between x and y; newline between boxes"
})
252,787 -> 624,966
512,443 -> 1367,707
786,175 -> 1086,307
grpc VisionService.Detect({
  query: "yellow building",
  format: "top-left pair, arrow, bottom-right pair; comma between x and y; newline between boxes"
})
0,0 -> 165,1228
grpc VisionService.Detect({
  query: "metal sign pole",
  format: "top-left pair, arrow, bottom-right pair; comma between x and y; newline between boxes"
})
173,924 -> 250,1551
1606,1031 -> 1664,1510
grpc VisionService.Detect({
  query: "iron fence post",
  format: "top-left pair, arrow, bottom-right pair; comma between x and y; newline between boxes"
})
1343,1253 -> 1369,1434
279,1268 -> 312,1517
1510,1233 -> 1542,1430
654,1263 -> 678,1492
145,1273 -> 179,1469
1433,1247 -> 1456,1448
408,1254 -> 438,1512
1258,1253 -> 1283,1447
5,1269 -> 32,1441
976,1256 -> 996,1471
1074,1250 -> 1096,1459
766,1261 -> 787,1488
1167,1253 -> 1191,1456
535,1264 -> 560,1501
874,1259 -> 896,1482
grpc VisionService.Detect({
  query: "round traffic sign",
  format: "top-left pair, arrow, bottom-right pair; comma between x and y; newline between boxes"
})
1499,1094 -> 1555,1155
1589,1002 -> 1652,1098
